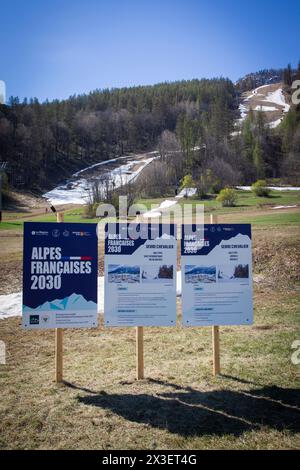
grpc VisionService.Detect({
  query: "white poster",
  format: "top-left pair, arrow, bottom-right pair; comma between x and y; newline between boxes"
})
181,224 -> 253,326
104,223 -> 177,326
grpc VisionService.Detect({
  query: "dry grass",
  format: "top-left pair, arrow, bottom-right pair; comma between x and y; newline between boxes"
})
0,287 -> 299,450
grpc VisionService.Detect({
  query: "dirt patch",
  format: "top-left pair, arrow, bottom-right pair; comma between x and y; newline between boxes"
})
253,228 -> 300,289
3,189 -> 48,211
252,325 -> 274,331
0,259 -> 23,295
240,82 -> 289,126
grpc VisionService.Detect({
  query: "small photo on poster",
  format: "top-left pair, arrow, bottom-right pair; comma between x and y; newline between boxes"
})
217,264 -> 249,282
141,265 -> 173,283
108,264 -> 140,283
184,265 -> 216,283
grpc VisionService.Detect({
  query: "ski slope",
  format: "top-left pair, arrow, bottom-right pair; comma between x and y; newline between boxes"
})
237,83 -> 290,129
43,154 -> 156,205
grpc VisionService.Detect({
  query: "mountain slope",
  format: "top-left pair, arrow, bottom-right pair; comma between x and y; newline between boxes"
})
236,82 -> 290,129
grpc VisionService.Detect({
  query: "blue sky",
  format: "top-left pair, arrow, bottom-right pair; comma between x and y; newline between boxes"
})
1,0 -> 299,102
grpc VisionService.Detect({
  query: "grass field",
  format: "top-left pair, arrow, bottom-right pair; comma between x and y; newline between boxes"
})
1,190 -> 299,231
0,192 -> 299,449
0,289 -> 299,450
138,190 -> 300,214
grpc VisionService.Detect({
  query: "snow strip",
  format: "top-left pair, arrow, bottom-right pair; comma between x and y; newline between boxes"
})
143,199 -> 178,218
176,187 -> 197,199
269,118 -> 283,128
238,104 -> 248,121
0,292 -> 23,319
43,157 -> 155,205
272,205 -> 298,209
263,88 -> 290,112
73,155 -> 128,177
0,273 -> 182,320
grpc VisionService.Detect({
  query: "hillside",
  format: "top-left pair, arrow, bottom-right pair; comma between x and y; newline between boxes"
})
235,68 -> 284,92
0,78 -> 236,193
0,64 -> 300,204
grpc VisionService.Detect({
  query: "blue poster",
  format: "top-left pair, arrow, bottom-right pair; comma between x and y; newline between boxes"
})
181,224 -> 253,326
22,222 -> 98,329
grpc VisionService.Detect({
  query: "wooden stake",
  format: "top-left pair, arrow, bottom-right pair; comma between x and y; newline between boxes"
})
134,214 -> 144,380
55,327 -> 63,383
56,212 -> 64,223
55,211 -> 64,383
210,213 -> 220,376
136,326 -> 144,380
212,325 -> 220,376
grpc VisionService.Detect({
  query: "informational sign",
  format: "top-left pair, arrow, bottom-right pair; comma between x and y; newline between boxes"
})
181,224 -> 253,326
22,222 -> 98,329
104,223 -> 177,326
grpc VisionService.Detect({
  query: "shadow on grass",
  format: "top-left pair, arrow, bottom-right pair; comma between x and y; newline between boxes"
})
63,381 -> 99,394
77,383 -> 300,437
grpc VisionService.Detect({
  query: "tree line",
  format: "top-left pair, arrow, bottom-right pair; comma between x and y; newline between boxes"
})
0,78 -> 236,191
137,64 -> 300,198
0,68 -> 299,199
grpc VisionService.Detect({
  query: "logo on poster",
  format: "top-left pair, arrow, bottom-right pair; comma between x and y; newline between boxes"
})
29,315 -> 40,325
52,229 -> 60,238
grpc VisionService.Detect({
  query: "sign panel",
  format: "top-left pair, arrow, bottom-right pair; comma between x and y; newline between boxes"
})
181,224 -> 253,326
104,223 -> 177,326
22,222 -> 98,329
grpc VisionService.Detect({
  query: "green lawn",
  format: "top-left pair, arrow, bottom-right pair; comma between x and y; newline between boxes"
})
228,211 -> 300,226
177,190 -> 300,213
136,190 -> 300,217
137,190 -> 300,212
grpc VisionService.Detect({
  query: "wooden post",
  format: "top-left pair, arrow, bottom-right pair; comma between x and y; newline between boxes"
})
55,327 -> 63,383
136,326 -> 144,380
55,211 -> 64,383
210,213 -> 220,376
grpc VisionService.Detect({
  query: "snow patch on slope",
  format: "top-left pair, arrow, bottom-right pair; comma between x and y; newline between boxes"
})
237,84 -> 290,128
43,156 -> 155,205
263,88 -> 290,112
254,105 -> 277,112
